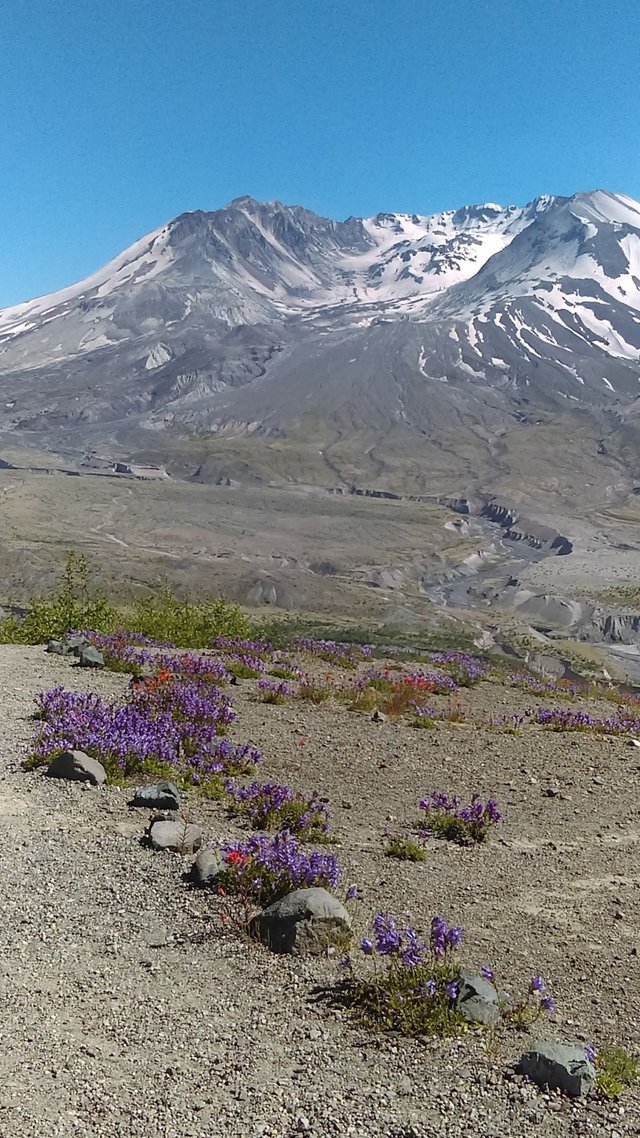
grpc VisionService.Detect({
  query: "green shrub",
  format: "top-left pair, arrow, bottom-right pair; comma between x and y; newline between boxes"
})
383,835 -> 427,862
131,587 -> 249,647
0,552 -> 117,644
595,1044 -> 639,1098
0,553 -> 251,649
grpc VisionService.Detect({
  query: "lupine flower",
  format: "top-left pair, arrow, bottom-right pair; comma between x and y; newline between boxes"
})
419,791 -> 502,844
400,929 -> 428,967
446,981 -> 460,1001
540,996 -> 555,1013
360,937 -> 373,956
529,974 -> 546,993
373,912 -> 403,956
346,884 -> 359,901
225,780 -> 330,838
218,830 -> 340,906
584,1043 -> 598,1064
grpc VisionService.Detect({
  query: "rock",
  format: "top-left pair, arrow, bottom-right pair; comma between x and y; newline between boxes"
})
46,634 -> 91,657
186,848 -> 224,886
129,781 -> 181,810
516,1040 -> 595,1097
249,887 -> 352,955
64,634 -> 91,656
371,709 -> 387,723
45,749 -> 107,786
75,645 -> 105,669
456,970 -> 502,1025
147,816 -> 202,853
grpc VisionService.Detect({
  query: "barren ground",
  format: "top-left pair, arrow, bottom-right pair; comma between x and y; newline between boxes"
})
0,645 -> 638,1137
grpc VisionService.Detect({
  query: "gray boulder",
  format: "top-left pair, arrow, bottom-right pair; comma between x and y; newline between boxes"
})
46,639 -> 66,655
456,969 -> 502,1025
76,645 -> 105,669
249,887 -> 352,955
129,781 -> 181,810
187,848 -> 224,886
516,1040 -> 595,1097
45,749 -> 107,786
46,634 -> 90,657
65,634 -> 91,656
147,816 -> 202,854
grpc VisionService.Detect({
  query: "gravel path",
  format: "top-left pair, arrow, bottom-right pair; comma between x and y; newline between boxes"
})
0,646 -> 638,1137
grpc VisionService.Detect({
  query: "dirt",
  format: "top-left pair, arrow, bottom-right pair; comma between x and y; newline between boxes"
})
0,645 -> 638,1137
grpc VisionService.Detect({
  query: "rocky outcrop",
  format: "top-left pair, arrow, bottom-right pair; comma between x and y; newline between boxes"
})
595,612 -> 640,643
481,499 -> 573,555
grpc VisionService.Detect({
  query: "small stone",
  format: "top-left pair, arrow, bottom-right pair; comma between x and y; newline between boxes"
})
249,887 -> 352,955
75,645 -> 105,669
147,817 -> 202,853
516,1040 -> 595,1097
456,970 -> 501,1025
64,634 -> 91,656
614,909 -> 625,921
371,709 -> 387,723
186,848 -> 224,886
45,749 -> 107,786
129,781 -> 181,810
46,639 -> 65,656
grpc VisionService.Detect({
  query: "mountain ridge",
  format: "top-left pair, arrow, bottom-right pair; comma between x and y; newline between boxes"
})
0,187 -> 639,512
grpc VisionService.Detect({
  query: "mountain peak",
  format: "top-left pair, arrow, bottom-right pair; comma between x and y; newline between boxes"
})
0,187 -> 638,453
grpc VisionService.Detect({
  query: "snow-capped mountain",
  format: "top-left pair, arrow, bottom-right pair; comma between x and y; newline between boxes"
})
0,189 -> 639,496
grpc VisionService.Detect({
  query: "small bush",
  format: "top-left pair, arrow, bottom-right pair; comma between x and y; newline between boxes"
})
297,680 -> 332,704
500,972 -> 556,1027
215,831 -> 340,906
226,780 -> 331,840
594,1044 -> 639,1098
383,834 -> 427,862
131,588 -> 249,647
345,687 -> 379,713
256,678 -> 293,704
0,552 -> 117,644
419,791 -> 502,845
338,913 -> 465,1038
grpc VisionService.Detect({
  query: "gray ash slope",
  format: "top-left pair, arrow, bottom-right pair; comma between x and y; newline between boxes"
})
0,190 -> 639,498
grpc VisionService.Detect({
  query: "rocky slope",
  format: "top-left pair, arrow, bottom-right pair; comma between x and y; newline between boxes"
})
0,191 -> 639,509
1,644 -> 639,1136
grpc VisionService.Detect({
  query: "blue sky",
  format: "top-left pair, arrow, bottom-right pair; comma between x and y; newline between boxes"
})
2,0 -> 639,306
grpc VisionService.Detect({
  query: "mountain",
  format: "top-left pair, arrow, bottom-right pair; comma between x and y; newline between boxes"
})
1,190 -> 639,508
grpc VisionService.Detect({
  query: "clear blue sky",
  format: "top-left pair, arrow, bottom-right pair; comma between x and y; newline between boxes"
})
2,0 -> 639,306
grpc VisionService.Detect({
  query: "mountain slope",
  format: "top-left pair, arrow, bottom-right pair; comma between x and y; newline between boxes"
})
0,189 -> 639,507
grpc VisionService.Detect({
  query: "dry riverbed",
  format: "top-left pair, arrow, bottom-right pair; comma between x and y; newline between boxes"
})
0,646 -> 638,1137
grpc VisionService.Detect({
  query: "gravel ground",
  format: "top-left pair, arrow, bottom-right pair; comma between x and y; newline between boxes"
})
0,645 -> 638,1137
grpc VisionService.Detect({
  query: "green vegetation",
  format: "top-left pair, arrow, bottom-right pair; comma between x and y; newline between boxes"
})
595,1044 -> 639,1098
128,586 -> 249,646
256,613 -> 478,655
383,835 -> 427,862
0,552 -> 117,643
0,551 -> 250,646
